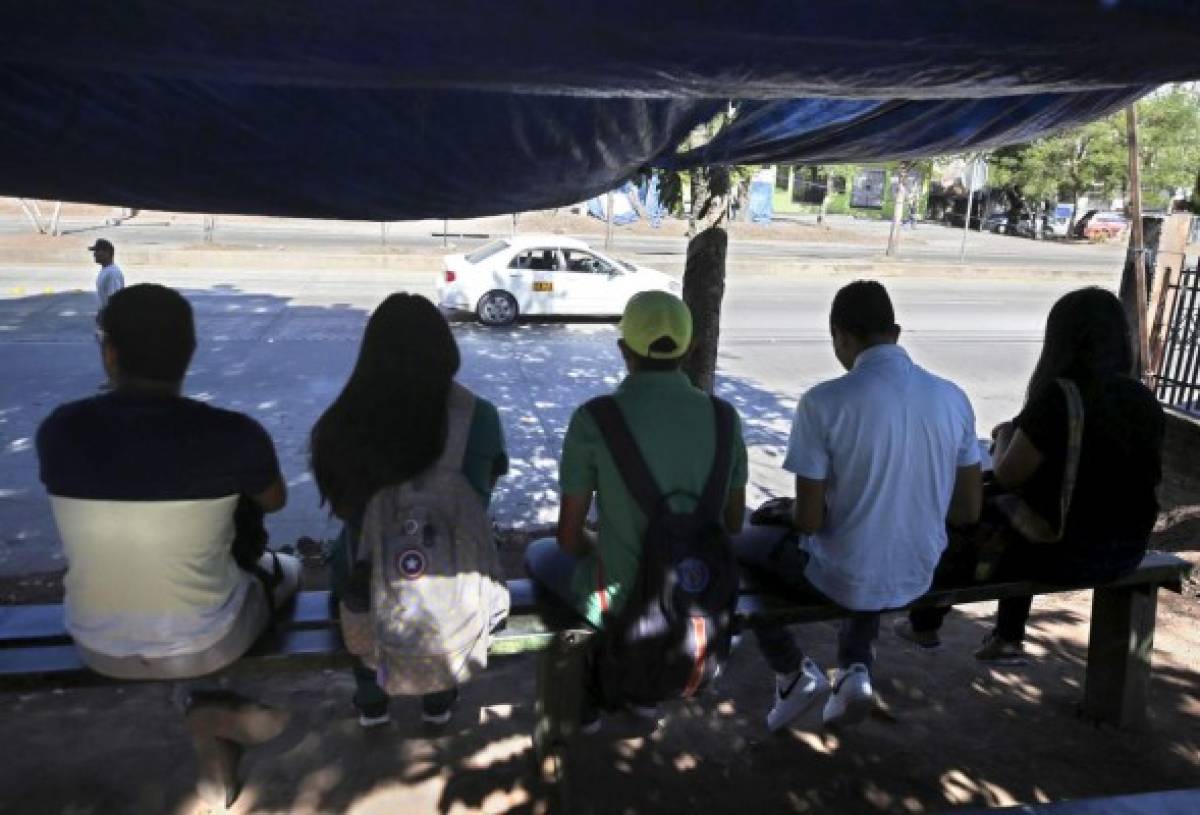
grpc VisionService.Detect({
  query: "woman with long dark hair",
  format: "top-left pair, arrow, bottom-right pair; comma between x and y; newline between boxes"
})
311,293 -> 508,726
901,287 -> 1164,662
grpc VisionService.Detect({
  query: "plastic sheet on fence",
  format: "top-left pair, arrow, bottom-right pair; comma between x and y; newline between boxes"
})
587,183 -> 642,226
746,170 -> 776,224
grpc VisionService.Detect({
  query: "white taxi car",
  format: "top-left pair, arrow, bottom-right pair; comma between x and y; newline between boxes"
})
436,234 -> 680,325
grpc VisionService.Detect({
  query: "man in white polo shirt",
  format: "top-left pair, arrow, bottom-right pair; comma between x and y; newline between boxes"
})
738,280 -> 982,732
89,238 -> 125,308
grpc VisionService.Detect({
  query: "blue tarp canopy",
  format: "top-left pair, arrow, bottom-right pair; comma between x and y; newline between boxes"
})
2,1 -> 1199,219
667,89 -> 1150,169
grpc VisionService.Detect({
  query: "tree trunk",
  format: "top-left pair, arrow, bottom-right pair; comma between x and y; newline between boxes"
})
688,169 -> 710,237
682,227 -> 728,394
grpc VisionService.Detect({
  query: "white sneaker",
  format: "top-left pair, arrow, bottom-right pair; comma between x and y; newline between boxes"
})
627,702 -> 662,721
420,708 -> 453,726
822,663 -> 874,728
358,711 -> 391,729
766,658 -> 831,733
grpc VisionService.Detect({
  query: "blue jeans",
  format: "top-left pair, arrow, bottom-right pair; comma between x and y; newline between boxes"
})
735,524 -> 880,674
523,538 -> 590,622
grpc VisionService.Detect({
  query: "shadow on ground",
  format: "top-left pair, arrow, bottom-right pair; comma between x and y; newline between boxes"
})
1,288 -> 800,588
2,290 -> 1196,813
1,589 -> 1198,814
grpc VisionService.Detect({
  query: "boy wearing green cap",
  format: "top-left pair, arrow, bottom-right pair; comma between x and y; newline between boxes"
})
524,291 -> 748,720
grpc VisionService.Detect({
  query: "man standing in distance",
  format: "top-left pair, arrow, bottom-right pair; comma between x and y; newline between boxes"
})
89,238 -> 125,308
740,280 -> 982,732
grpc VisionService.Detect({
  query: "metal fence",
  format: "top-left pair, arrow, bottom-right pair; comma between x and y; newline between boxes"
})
1155,263 -> 1200,413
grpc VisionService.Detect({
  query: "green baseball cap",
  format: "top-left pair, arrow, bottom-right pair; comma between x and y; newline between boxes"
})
619,290 -> 693,359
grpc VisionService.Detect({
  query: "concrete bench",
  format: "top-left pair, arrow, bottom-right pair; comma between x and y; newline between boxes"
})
0,552 -> 1191,804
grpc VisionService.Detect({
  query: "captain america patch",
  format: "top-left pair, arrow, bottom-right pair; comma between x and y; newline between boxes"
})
396,548 -> 427,580
676,557 -> 710,594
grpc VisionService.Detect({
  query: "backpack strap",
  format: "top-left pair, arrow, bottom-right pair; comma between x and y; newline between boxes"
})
696,397 -> 735,523
584,396 -> 662,520
436,382 -> 477,471
1053,377 -> 1086,540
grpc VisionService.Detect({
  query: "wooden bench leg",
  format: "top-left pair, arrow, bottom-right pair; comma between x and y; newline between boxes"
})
1082,584 -> 1158,728
533,629 -> 592,812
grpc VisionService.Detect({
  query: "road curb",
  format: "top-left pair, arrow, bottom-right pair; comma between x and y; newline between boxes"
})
0,246 -> 1118,284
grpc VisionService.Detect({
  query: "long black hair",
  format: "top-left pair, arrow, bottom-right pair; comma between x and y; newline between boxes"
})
311,293 -> 460,519
1026,287 -> 1134,403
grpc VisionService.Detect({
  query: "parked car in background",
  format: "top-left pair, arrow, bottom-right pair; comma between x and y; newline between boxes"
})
1072,210 -> 1128,240
437,234 -> 680,325
1043,203 -> 1075,238
983,211 -> 1041,239
982,213 -> 1009,233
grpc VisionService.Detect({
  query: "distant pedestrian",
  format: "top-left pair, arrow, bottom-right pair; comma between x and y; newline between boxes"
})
89,239 -> 124,308
903,200 -> 918,229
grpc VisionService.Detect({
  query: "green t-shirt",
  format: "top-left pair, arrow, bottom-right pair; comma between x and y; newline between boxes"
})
461,397 -> 509,507
558,371 -> 749,627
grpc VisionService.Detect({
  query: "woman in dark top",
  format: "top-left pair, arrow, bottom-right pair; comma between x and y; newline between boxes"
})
904,287 -> 1164,662
310,293 -> 508,727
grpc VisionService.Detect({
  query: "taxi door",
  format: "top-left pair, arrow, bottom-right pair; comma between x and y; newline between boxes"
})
507,247 -> 563,314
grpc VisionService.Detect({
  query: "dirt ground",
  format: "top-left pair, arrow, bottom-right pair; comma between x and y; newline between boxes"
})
1,530 -> 1196,815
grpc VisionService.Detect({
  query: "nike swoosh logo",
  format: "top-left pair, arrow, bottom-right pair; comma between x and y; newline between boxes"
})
779,670 -> 806,700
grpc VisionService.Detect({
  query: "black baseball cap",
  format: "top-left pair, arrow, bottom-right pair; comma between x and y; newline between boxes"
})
87,239 -> 114,252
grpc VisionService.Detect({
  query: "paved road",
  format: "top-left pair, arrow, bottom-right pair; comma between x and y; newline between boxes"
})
0,271 -> 1102,577
0,212 -> 1126,271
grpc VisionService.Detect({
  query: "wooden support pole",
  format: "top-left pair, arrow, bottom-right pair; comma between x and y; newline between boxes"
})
1125,105 -> 1152,383
604,191 -> 614,250
1083,584 -> 1158,729
1146,213 -> 1191,382
533,628 -> 592,812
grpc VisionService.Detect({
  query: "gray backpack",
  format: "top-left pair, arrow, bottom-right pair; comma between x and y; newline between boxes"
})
351,383 -> 509,696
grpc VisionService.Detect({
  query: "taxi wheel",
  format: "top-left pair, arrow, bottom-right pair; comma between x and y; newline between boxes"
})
477,290 -> 519,326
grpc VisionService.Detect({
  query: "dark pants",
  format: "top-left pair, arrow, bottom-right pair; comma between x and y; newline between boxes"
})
523,537 -> 588,617
327,529 -> 456,717
735,524 -> 880,674
910,526 -> 1145,644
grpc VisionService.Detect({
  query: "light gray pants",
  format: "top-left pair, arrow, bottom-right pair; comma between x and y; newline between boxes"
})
77,553 -> 302,681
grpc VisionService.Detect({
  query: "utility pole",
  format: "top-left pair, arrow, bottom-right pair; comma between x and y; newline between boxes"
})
1124,104 -> 1151,382
959,155 -> 981,261
886,163 -> 909,257
605,190 -> 614,250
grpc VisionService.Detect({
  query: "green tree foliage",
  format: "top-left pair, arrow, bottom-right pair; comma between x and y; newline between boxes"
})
1124,87 -> 1200,202
987,86 -> 1200,210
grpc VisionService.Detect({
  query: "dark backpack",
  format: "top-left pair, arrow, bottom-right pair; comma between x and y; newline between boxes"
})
585,394 -> 738,709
